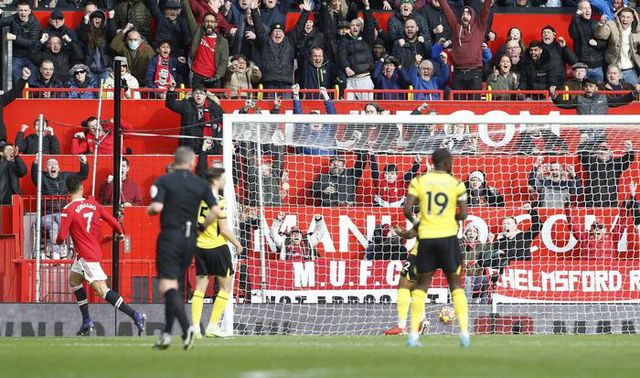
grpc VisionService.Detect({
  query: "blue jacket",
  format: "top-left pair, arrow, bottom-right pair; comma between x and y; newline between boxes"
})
67,77 -> 98,99
405,55 -> 450,101
298,58 -> 338,93
590,0 -> 627,20
293,98 -> 337,155
371,61 -> 411,100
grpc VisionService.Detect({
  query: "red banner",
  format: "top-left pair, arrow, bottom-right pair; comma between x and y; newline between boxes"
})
496,258 -> 640,303
245,257 -> 640,303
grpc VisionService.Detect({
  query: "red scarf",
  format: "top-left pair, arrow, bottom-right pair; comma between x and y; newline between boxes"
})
153,56 -> 175,89
198,100 -> 221,137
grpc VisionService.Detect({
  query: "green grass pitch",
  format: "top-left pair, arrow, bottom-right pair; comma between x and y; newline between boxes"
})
1,335 -> 638,378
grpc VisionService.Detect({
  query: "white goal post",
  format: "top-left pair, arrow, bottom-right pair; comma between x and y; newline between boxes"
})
218,112 -> 640,335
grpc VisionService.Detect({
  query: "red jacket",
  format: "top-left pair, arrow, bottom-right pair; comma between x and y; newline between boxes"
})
565,206 -> 636,259
440,0 -> 491,70
71,119 -> 133,155
189,0 -> 235,35
99,177 -> 144,206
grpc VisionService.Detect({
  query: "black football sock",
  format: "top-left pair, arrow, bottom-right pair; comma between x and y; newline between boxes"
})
72,285 -> 90,321
163,289 -> 178,334
104,290 -> 136,319
165,288 -> 189,338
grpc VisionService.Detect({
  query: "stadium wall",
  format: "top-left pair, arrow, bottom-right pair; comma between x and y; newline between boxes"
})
0,304 -> 637,336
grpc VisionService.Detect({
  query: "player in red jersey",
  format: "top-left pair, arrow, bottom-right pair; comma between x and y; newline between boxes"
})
56,175 -> 146,336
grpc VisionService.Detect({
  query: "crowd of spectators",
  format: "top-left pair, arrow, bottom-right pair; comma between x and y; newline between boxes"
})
2,0 -> 640,102
2,1 -> 640,269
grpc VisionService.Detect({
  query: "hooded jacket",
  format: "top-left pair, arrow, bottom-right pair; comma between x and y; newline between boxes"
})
595,7 -> 640,69
439,0 -> 490,70
76,11 -> 116,74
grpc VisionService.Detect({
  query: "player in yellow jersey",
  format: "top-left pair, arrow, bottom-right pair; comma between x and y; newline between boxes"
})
383,226 -> 428,336
403,148 -> 470,348
191,167 -> 243,339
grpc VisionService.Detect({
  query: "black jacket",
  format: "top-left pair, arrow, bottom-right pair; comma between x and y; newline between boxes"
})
312,153 -> 367,206
251,9 -> 308,85
552,91 -> 637,115
165,90 -> 224,153
0,79 -> 27,142
147,0 -> 191,57
30,47 -> 82,83
337,10 -> 376,75
569,14 -> 607,69
31,160 -> 89,213
543,40 -> 577,87
386,9 -> 431,49
392,39 -> 431,70
421,3 -> 452,43
494,209 -> 542,261
0,156 -> 27,205
298,58 -> 338,92
519,48 -> 552,91
0,13 -> 41,58
579,149 -> 635,207
15,132 -> 61,155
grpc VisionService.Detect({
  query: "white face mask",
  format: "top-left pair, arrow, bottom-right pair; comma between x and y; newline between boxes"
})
127,40 -> 141,50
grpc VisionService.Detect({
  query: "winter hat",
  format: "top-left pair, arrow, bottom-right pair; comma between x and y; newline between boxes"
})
468,170 -> 485,183
89,10 -> 106,21
399,0 -> 414,5
270,23 -> 284,34
164,0 -> 181,8
572,62 -> 588,70
50,9 -> 64,20
69,64 -> 90,76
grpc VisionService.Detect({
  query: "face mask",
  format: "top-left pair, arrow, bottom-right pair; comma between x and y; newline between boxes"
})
127,40 -> 140,50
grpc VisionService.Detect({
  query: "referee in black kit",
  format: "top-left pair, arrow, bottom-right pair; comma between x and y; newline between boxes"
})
148,147 -> 220,350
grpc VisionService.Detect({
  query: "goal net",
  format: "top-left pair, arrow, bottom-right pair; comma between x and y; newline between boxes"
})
221,112 -> 640,335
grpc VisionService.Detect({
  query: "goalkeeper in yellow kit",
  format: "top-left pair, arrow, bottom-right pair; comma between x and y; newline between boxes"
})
403,148 -> 470,348
191,167 -> 243,338
383,227 -> 427,336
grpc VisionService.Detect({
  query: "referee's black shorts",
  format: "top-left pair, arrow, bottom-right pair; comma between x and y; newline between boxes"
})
416,235 -> 462,274
195,244 -> 234,277
156,230 -> 197,279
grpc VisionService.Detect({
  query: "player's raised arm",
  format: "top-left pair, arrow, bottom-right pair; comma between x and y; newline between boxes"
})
456,181 -> 468,222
